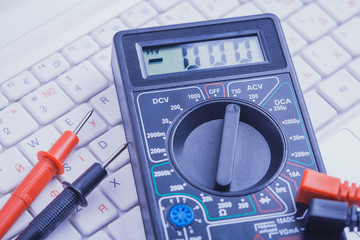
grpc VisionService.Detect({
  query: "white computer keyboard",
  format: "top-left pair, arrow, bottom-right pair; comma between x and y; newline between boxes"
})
0,0 -> 360,239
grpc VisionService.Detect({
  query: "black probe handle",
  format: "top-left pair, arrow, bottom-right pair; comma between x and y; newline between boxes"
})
16,163 -> 107,240
16,188 -> 81,240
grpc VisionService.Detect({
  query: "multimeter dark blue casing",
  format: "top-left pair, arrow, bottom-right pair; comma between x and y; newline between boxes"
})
112,14 -> 326,240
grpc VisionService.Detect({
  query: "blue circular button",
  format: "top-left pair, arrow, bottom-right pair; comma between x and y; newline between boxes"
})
169,204 -> 194,228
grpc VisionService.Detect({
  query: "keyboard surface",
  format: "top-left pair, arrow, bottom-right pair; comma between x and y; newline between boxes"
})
1,0 -> 360,239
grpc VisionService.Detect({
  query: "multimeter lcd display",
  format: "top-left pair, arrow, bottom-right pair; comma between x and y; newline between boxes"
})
142,36 -> 265,76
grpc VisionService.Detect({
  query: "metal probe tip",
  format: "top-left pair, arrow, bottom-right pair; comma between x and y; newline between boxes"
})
102,142 -> 130,169
73,109 -> 94,135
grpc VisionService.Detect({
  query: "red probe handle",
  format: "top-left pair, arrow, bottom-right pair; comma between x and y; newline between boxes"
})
0,131 -> 78,239
44,131 -> 80,168
296,169 -> 360,206
37,131 -> 79,175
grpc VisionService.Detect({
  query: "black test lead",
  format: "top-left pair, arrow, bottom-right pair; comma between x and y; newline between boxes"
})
16,142 -> 130,240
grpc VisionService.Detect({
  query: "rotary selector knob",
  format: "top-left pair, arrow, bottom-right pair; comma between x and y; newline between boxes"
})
168,99 -> 287,196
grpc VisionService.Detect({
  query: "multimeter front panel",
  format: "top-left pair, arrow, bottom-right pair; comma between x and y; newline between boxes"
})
113,15 -> 324,240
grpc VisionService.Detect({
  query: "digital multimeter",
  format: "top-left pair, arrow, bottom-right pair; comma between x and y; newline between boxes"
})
112,14 -> 325,240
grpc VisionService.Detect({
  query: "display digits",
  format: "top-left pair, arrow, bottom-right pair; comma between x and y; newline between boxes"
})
182,39 -> 254,70
234,39 -> 252,63
183,45 -> 201,70
142,36 -> 264,76
209,42 -> 226,66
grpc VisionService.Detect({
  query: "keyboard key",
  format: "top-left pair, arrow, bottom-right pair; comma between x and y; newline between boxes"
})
121,2 -> 157,28
0,92 -> 8,109
32,53 -> 70,82
304,90 -> 337,130
320,129 -> 360,183
89,125 -> 129,172
345,230 -> 360,240
90,86 -> 122,126
158,1 -> 205,25
0,103 -> 38,146
318,0 -> 360,23
91,18 -> 127,47
281,23 -> 307,55
0,194 -> 33,240
150,0 -> 180,12
91,46 -> 113,81
345,113 -> 360,139
55,104 -> 107,147
100,164 -> 138,211
348,57 -> 360,80
140,19 -> 160,28
0,148 -> 32,194
87,231 -> 112,240
332,17 -> 360,56
225,2 -> 262,18
108,206 -> 146,240
29,178 -> 63,215
70,189 -> 118,236
288,3 -> 337,42
292,56 -> 321,92
22,82 -> 74,124
254,0 -> 303,19
191,0 -> 239,19
318,70 -> 360,112
59,148 -> 99,183
18,125 -> 61,165
62,35 -> 100,64
1,71 -> 40,101
57,61 -> 108,103
302,36 -> 351,76
50,221 -> 82,240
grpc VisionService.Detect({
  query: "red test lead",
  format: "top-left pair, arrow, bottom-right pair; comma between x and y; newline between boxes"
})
0,109 -> 94,239
296,169 -> 360,206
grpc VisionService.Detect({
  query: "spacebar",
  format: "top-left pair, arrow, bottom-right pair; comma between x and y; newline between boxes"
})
0,0 -> 140,84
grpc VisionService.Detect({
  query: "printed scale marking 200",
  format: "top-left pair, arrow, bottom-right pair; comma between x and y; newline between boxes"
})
112,14 -> 325,240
